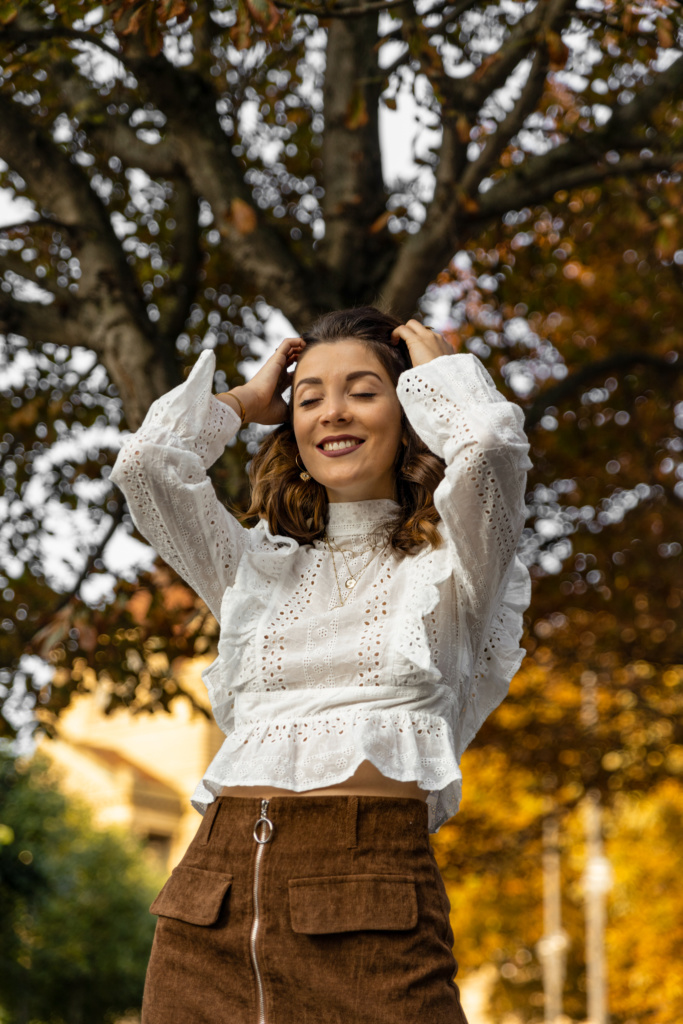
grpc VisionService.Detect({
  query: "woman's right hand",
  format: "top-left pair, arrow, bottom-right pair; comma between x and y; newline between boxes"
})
216,336 -> 306,425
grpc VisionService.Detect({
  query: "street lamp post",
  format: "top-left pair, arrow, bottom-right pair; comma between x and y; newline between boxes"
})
536,816 -> 569,1024
582,791 -> 613,1024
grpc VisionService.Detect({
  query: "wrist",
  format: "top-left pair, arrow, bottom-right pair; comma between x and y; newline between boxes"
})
216,384 -> 259,424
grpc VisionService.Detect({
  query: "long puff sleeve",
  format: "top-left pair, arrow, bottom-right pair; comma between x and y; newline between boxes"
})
396,352 -> 533,759
109,349 -> 249,622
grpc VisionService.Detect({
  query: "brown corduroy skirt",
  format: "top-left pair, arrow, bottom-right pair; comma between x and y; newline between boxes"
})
141,794 -> 469,1024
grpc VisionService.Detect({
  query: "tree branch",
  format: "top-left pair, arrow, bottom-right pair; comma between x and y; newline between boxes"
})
472,152 -> 683,225
0,95 -> 180,427
27,502 -> 125,660
570,8 -> 619,31
375,0 -> 480,80
0,94 -> 145,323
523,351 -> 683,430
471,52 -> 683,224
0,216 -> 72,235
189,0 -> 216,61
426,0 -> 483,38
129,55 -> 319,327
158,177 -> 202,347
68,503 -> 127,609
273,0 -> 414,19
318,0 -> 392,296
0,291 -> 87,346
460,41 -> 548,194
443,0 -> 554,116
1,24 -> 131,70
46,59 -> 181,179
375,0 -> 572,316
88,120 -> 180,177
0,251 -> 58,295
377,118 -> 463,317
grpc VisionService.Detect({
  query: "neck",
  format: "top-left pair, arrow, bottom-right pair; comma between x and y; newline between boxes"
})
325,485 -> 397,504
323,497 -> 400,545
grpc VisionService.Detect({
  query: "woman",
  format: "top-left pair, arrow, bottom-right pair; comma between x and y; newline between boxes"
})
110,306 -> 532,1024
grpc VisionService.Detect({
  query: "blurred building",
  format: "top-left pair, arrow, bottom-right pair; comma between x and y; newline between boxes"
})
39,656 -> 223,871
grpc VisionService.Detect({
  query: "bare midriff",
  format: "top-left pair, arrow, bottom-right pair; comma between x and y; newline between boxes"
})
219,758 -> 427,801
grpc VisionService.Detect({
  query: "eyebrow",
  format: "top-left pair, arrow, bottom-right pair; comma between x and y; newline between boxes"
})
294,370 -> 383,393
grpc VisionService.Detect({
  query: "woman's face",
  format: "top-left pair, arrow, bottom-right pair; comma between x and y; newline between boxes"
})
291,339 -> 404,504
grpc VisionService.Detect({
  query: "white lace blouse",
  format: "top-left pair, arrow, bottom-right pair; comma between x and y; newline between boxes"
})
110,348 -> 532,832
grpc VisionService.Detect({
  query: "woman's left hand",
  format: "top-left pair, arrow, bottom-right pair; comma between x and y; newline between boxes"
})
390,319 -> 459,367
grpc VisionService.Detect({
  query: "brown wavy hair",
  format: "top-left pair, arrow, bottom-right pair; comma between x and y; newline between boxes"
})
238,306 -> 446,555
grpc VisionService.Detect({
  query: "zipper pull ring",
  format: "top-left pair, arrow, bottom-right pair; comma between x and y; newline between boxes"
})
253,799 -> 274,844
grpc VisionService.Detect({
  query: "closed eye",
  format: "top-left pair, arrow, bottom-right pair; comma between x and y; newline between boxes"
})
298,392 -> 376,407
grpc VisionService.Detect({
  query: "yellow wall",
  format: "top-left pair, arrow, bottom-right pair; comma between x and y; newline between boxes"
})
40,656 -> 224,870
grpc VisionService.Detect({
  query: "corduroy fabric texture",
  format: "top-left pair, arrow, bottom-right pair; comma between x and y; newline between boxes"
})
142,795 -> 469,1024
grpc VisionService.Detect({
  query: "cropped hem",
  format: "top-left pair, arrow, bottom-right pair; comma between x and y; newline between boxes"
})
191,769 -> 463,834
190,711 -> 464,833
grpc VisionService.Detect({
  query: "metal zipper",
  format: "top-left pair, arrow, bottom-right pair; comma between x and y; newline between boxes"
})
250,799 -> 274,1024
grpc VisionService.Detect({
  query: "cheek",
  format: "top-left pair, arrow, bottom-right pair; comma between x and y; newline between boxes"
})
368,406 -> 402,456
291,410 -> 308,446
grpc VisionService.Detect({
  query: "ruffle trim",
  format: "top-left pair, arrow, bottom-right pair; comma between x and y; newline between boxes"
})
190,707 -> 463,833
453,552 -> 530,761
394,525 -> 454,678
203,519 -> 299,730
391,492 -> 530,759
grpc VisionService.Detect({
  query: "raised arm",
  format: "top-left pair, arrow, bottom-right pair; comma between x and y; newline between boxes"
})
396,344 -> 533,753
110,349 -> 249,622
397,349 -> 531,617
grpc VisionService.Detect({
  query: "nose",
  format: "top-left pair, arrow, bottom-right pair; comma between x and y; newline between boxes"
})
319,394 -> 351,423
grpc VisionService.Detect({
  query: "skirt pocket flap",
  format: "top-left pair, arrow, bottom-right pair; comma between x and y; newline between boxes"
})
150,865 -> 233,926
289,873 -> 417,934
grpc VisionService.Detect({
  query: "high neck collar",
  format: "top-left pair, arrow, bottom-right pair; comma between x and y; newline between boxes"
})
324,498 -> 400,543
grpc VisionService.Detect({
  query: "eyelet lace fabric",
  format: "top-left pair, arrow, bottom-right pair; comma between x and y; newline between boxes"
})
110,349 -> 532,832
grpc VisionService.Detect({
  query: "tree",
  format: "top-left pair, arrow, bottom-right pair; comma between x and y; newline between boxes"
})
432,744 -> 683,1023
0,0 -> 681,762
443,176 -> 683,802
0,749 -> 161,1024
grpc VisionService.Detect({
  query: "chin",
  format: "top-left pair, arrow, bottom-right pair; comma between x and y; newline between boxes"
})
324,478 -> 393,503
318,471 -> 369,489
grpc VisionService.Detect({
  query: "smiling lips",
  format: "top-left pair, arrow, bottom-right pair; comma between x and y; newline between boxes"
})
317,436 -> 365,457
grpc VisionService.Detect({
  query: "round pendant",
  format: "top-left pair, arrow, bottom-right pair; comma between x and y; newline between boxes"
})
345,577 -> 356,590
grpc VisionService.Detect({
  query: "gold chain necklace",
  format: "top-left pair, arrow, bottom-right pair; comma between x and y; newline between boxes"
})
325,533 -> 388,607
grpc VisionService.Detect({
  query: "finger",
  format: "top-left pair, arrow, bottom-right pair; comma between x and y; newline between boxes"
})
275,337 -> 301,357
410,318 -> 440,336
400,321 -> 450,347
282,337 -> 305,357
390,319 -> 428,340
276,363 -> 295,393
389,324 -> 410,342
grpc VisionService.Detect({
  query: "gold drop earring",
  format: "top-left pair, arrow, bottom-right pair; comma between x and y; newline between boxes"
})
295,454 -> 311,481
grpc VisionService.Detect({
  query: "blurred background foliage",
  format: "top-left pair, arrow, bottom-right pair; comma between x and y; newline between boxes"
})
0,750 -> 161,1024
432,750 -> 683,1023
0,0 -> 682,1020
